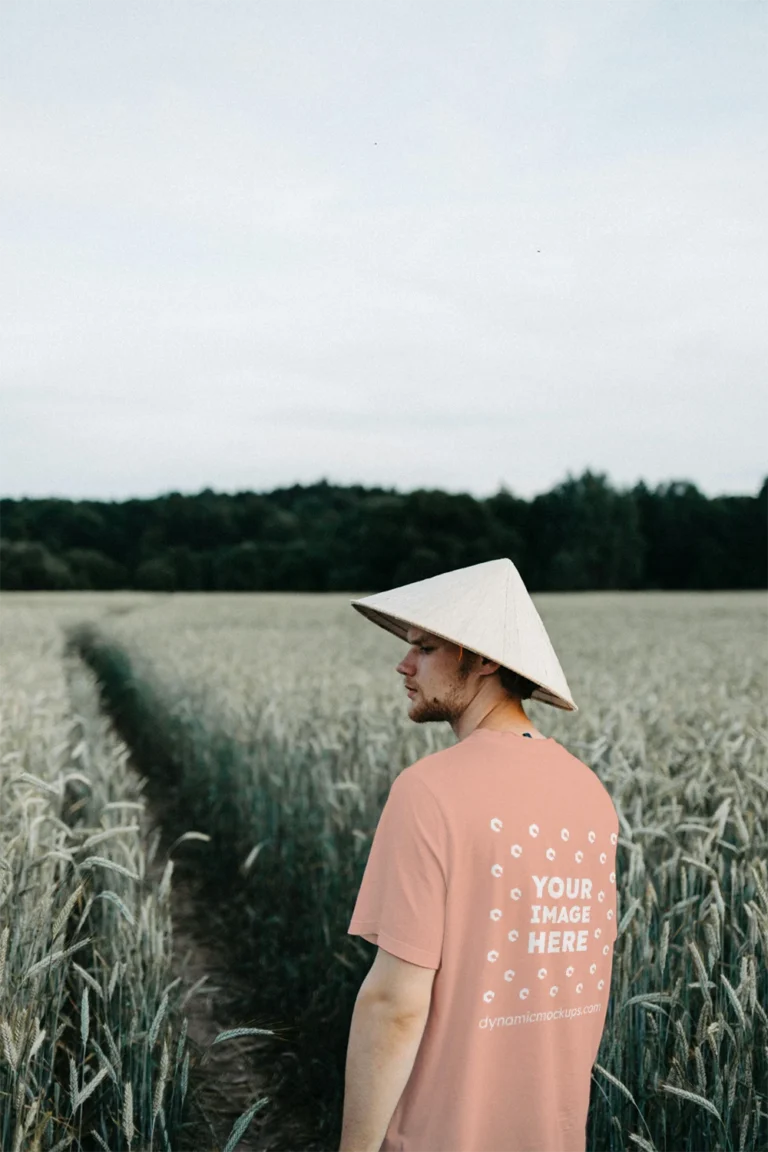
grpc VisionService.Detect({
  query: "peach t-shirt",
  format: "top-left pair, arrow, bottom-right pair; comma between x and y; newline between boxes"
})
347,728 -> 620,1152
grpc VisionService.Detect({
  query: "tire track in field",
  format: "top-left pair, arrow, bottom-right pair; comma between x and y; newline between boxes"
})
67,626 -> 324,1151
63,634 -> 286,1152
142,792 -> 277,1152
138,782 -> 319,1152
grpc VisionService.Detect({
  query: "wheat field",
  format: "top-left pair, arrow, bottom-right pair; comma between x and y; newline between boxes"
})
0,597 -> 270,1151
2,590 -> 766,1151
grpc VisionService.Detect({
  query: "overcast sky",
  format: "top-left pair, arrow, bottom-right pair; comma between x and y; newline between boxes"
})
2,1 -> 766,503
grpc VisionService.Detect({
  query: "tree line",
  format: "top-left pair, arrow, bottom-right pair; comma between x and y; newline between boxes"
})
1,470 -> 765,592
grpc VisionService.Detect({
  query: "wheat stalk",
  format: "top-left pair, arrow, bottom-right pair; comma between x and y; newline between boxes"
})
122,1080 -> 135,1148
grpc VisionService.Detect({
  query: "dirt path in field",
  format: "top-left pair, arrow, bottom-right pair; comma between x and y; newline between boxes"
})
166,874 -> 268,1151
141,788 -> 292,1152
67,633 -> 319,1151
162,868 -> 268,1150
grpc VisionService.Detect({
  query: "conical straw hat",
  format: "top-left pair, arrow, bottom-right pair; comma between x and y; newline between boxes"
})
351,557 -> 577,712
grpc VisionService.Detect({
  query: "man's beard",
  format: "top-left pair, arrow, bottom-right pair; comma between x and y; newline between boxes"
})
409,685 -> 466,724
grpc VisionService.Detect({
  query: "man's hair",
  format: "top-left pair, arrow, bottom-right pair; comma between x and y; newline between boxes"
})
457,647 -> 537,701
497,664 -> 537,701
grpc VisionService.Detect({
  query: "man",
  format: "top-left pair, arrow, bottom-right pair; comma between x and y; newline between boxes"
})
340,558 -> 619,1152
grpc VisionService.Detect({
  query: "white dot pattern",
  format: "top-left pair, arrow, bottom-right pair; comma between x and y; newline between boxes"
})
481,819 -> 617,1007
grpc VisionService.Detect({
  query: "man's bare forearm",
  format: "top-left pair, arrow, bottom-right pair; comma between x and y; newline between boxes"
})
339,994 -> 428,1152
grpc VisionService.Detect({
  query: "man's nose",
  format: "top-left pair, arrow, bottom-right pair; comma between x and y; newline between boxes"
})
396,655 -> 413,675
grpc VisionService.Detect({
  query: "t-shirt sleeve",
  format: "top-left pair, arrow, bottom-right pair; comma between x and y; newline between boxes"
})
347,770 -> 447,970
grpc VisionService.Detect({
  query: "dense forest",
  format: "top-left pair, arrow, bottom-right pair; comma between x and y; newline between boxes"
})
1,470 -> 766,592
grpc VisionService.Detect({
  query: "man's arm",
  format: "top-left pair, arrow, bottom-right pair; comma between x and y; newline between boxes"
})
339,992 -> 429,1152
339,947 -> 436,1152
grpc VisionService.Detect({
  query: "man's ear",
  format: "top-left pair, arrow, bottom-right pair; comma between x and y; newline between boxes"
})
478,657 -> 501,677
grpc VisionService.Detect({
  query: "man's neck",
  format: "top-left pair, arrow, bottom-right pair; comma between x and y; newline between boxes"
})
453,696 -> 540,741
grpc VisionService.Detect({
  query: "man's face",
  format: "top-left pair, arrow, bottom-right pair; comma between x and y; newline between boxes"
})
395,628 -> 474,724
